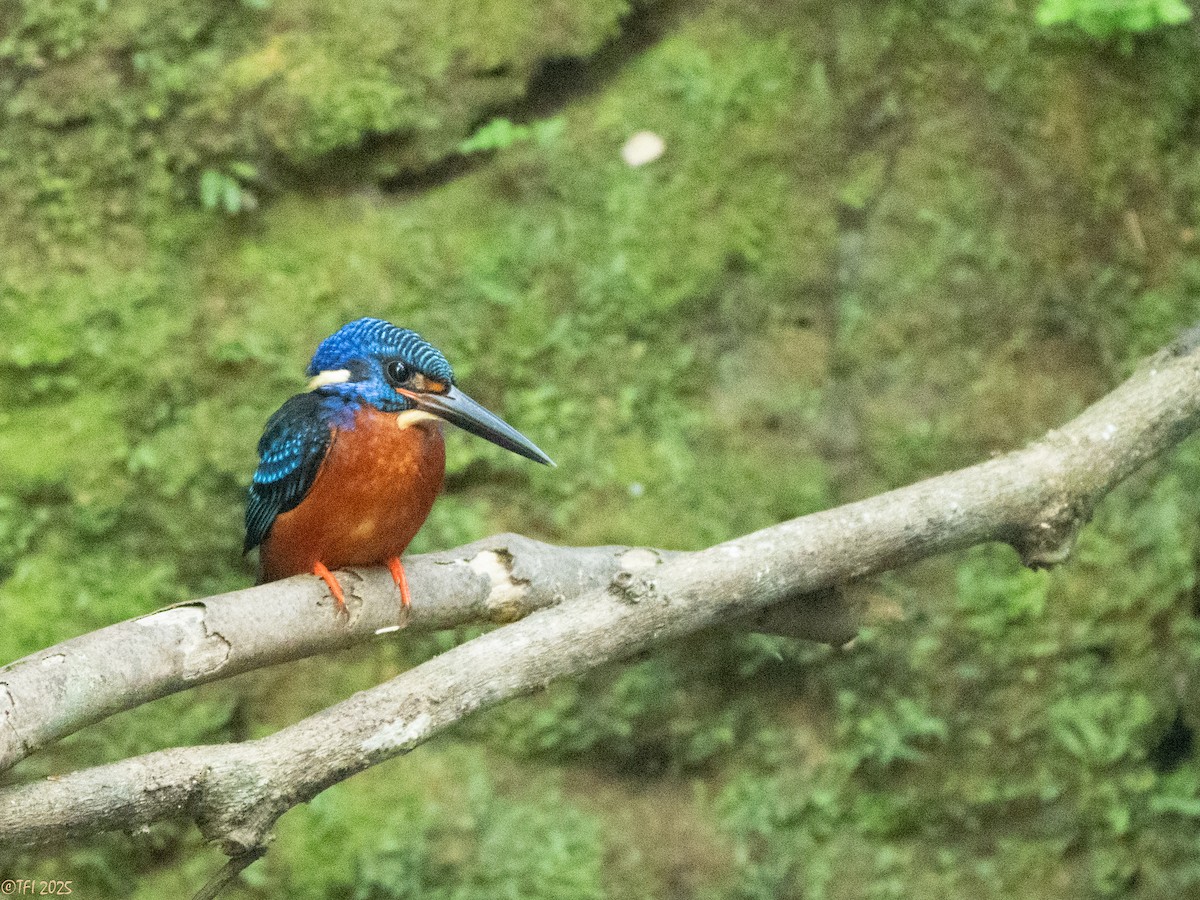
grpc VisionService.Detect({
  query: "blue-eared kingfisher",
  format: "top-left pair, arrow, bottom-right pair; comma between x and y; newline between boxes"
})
245,317 -> 553,614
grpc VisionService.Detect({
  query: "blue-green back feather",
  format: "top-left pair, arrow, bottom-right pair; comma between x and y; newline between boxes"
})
244,392 -> 336,553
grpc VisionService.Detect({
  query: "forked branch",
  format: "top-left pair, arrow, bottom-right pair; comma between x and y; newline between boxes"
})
2,329 -> 1199,875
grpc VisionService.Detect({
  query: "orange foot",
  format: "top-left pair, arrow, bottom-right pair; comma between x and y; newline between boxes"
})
386,556 -> 412,610
313,561 -> 348,617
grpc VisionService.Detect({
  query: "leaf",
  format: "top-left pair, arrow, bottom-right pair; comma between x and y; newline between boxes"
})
199,169 -> 224,210
222,178 -> 243,214
227,161 -> 259,180
1149,794 -> 1200,817
459,117 -> 535,154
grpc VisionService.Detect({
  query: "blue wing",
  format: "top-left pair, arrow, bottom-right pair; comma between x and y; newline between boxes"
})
244,393 -> 335,553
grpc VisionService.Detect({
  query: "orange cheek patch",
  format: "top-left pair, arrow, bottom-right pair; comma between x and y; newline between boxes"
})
410,374 -> 448,394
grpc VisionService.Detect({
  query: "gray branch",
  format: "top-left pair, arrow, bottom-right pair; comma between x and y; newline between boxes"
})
0,541 -> 855,777
2,329 -> 1199,859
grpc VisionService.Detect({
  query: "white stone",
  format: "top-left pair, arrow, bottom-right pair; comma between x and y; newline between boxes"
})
622,131 -> 665,167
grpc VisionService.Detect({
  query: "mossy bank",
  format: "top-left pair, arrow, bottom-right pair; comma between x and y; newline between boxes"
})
3,0 -> 1200,897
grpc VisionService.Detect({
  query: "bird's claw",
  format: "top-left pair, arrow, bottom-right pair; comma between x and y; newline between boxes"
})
386,556 -> 412,610
313,561 -> 350,618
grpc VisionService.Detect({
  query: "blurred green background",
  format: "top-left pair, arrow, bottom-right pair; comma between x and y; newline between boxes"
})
4,0 -> 1200,896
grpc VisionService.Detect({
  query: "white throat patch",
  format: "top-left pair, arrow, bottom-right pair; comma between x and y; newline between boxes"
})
396,410 -> 442,429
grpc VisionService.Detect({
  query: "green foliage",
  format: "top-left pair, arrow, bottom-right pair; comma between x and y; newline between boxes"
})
458,116 -> 566,155
199,165 -> 258,215
838,688 -> 949,770
266,754 -> 608,900
1036,0 -> 1192,40
475,647 -> 754,772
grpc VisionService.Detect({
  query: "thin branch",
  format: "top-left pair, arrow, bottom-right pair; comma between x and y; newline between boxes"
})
2,329 -> 1199,856
192,847 -> 265,900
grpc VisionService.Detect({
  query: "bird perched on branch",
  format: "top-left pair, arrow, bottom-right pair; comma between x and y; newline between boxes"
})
245,317 -> 553,614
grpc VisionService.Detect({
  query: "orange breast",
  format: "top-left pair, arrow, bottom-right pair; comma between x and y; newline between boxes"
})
259,407 -> 446,582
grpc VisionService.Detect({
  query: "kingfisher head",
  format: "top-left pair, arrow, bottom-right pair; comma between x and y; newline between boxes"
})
306,317 -> 553,466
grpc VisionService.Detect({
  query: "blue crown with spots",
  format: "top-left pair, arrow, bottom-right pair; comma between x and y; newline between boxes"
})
307,318 -> 454,383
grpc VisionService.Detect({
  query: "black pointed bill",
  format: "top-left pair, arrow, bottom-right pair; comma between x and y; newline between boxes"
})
400,385 -> 554,466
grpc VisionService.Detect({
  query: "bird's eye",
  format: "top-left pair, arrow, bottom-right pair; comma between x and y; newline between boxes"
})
384,360 -> 410,387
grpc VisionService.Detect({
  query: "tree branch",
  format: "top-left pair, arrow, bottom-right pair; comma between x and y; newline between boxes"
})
0,540 -> 856,777
2,329 -> 1199,857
